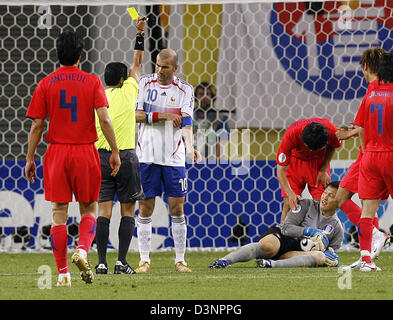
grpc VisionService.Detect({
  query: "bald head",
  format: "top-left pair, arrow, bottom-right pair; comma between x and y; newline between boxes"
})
157,48 -> 178,66
156,48 -> 179,85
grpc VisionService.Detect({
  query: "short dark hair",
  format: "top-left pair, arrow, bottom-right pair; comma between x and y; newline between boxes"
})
327,181 -> 340,190
378,52 -> 393,84
104,62 -> 128,86
56,29 -> 84,66
360,47 -> 386,74
301,122 -> 328,151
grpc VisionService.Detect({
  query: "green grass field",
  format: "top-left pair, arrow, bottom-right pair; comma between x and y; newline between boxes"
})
0,251 -> 392,301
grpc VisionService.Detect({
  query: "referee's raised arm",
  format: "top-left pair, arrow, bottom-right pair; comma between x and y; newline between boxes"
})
129,16 -> 146,83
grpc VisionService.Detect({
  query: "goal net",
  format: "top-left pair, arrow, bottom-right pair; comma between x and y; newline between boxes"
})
1,0 -> 392,252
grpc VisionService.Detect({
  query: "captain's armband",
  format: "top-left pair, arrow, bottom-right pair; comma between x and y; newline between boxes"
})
181,116 -> 193,127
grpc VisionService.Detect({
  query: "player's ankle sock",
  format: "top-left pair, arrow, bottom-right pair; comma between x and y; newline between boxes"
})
222,242 -> 263,263
271,255 -> 318,268
360,250 -> 372,264
117,216 -> 135,265
171,215 -> 187,264
373,217 -> 379,229
358,217 -> 374,263
77,214 -> 96,252
50,225 -> 69,274
137,216 -> 152,264
340,200 -> 361,226
96,216 -> 110,265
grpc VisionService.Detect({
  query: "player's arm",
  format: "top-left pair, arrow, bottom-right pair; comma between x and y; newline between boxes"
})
358,127 -> 365,151
135,109 -> 183,127
335,125 -> 361,141
276,164 -> 301,210
96,107 -> 121,176
182,112 -> 202,164
128,16 -> 146,83
280,199 -> 309,237
25,118 -> 44,183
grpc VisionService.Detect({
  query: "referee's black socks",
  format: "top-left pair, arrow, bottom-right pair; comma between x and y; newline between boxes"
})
96,216 -> 110,266
118,216 -> 135,265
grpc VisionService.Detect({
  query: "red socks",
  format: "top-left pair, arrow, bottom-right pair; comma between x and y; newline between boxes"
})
358,217 -> 374,263
50,225 -> 69,274
50,215 -> 96,274
77,215 -> 97,252
341,200 -> 362,226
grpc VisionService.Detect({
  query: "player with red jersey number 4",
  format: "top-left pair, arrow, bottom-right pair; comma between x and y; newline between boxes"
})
25,30 -> 121,286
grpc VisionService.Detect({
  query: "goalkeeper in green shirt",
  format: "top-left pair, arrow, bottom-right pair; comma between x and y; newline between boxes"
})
209,181 -> 344,269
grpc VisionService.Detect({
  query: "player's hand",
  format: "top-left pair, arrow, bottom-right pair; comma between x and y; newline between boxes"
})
288,192 -> 302,211
25,159 -> 37,183
136,16 -> 146,33
324,249 -> 339,267
303,227 -> 323,237
109,152 -> 121,177
315,170 -> 330,188
335,127 -> 350,140
310,232 -> 329,251
194,149 -> 202,164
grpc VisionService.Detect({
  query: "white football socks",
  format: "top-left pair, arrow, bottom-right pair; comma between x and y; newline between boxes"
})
137,216 -> 152,264
171,215 -> 187,264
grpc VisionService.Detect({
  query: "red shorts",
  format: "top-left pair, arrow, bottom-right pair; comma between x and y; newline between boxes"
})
282,157 -> 328,199
339,153 -> 362,194
43,143 -> 101,203
358,151 -> 392,200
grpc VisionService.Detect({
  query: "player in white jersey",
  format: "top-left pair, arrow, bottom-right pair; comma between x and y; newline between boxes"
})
135,49 -> 202,273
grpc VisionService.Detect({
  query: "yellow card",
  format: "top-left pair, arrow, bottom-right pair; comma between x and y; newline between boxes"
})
127,7 -> 139,20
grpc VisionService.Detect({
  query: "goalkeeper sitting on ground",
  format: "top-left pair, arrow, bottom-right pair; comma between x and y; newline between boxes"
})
209,181 -> 344,269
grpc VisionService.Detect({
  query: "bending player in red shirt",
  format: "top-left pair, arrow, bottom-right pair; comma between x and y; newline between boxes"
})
276,118 -> 341,221
25,30 -> 121,286
349,51 -> 393,271
335,48 -> 390,266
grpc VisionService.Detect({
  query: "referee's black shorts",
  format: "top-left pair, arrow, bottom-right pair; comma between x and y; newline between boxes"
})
98,149 -> 144,203
258,226 -> 302,260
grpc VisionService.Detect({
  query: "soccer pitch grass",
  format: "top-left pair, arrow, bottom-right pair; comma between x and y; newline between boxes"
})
0,251 -> 392,300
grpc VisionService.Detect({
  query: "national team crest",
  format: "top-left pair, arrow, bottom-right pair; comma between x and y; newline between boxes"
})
323,224 -> 334,235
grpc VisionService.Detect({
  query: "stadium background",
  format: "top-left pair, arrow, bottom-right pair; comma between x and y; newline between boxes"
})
1,0 -> 393,252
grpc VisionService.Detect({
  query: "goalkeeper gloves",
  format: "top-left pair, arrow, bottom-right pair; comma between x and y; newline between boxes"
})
303,227 -> 329,251
303,227 -> 323,237
324,249 -> 339,267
